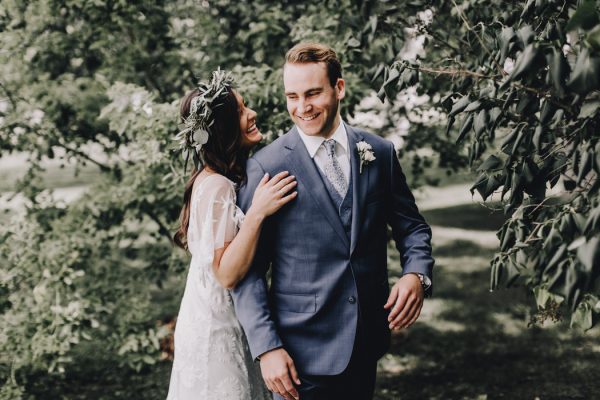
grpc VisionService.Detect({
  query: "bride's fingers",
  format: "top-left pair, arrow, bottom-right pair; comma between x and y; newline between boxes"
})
279,191 -> 298,205
276,181 -> 297,197
258,172 -> 270,187
272,175 -> 296,192
267,171 -> 290,187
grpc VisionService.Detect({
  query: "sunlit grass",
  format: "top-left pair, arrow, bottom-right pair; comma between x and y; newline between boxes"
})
375,242 -> 600,400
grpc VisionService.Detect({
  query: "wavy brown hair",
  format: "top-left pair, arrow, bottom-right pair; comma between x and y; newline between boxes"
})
173,86 -> 249,250
285,42 -> 342,87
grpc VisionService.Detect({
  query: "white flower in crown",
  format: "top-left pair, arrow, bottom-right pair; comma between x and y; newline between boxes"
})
356,141 -> 376,173
174,68 -> 235,171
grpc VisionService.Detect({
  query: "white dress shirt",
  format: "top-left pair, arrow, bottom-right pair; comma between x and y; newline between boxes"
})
296,121 -> 351,185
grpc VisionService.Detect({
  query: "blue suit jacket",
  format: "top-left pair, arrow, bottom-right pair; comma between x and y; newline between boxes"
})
232,124 -> 434,376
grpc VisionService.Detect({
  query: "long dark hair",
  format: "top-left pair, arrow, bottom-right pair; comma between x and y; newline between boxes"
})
173,86 -> 249,250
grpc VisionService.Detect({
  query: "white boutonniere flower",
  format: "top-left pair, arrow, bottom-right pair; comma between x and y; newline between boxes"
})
356,141 -> 376,173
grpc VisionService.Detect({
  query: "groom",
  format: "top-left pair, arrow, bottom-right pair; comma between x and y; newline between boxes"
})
233,43 -> 434,400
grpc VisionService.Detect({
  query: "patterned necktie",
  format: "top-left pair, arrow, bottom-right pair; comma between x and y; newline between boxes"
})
322,139 -> 348,197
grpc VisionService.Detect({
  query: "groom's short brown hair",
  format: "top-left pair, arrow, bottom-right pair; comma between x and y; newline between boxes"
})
285,43 -> 342,88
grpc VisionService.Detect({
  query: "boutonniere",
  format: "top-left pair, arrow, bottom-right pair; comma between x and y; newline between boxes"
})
356,141 -> 376,174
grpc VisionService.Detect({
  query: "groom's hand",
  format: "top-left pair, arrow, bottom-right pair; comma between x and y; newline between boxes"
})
384,273 -> 424,330
259,348 -> 301,400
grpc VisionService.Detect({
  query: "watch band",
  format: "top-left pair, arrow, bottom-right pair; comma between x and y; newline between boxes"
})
414,273 -> 432,290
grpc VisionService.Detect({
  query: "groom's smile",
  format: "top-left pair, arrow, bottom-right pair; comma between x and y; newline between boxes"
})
284,61 -> 345,138
298,113 -> 320,121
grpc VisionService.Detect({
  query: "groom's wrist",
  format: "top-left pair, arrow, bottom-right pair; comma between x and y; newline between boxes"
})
404,272 -> 431,291
256,346 -> 282,361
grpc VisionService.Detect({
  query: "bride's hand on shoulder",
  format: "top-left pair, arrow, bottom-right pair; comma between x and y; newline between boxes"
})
248,171 -> 297,219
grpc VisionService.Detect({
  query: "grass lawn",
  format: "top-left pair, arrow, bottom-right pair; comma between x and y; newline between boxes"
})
375,242 -> 600,400
422,202 -> 506,231
9,158 -> 597,399
402,164 -> 476,189
24,239 -> 600,400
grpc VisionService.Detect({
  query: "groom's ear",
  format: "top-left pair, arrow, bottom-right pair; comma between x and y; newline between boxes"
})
335,78 -> 346,101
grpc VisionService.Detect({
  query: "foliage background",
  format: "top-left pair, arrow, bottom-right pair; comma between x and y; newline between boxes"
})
1,0 -> 599,398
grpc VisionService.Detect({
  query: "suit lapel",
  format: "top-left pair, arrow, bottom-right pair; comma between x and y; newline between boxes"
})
347,124 -> 369,255
284,127 -> 350,250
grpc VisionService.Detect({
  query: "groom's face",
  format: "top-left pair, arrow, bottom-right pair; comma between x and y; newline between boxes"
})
284,62 -> 345,138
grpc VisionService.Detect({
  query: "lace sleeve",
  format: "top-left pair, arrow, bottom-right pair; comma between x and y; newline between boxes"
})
211,180 -> 238,250
189,175 -> 239,252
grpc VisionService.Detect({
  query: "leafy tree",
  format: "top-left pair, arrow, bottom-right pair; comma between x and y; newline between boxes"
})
7,0 -> 595,397
378,0 -> 600,330
0,0 -> 464,396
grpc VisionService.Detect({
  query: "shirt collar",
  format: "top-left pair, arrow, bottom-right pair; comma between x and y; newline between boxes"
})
296,120 -> 348,158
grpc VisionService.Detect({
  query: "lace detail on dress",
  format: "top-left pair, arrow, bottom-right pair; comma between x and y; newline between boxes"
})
167,174 -> 270,400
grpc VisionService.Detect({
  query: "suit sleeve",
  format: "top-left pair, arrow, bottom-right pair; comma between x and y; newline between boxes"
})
386,142 -> 435,296
231,157 -> 283,359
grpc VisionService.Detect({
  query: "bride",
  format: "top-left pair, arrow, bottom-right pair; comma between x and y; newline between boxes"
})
167,70 -> 297,400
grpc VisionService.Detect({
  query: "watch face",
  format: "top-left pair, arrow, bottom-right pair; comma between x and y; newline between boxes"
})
422,275 -> 432,288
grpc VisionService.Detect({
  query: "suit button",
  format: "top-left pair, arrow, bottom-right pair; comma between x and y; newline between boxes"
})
348,296 -> 356,304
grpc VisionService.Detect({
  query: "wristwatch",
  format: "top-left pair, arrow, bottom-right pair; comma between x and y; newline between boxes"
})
414,273 -> 432,290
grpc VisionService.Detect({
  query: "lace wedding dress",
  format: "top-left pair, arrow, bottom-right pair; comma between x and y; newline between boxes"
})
167,174 -> 270,400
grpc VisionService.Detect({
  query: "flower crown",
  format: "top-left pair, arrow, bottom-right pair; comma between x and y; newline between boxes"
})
174,69 -> 235,170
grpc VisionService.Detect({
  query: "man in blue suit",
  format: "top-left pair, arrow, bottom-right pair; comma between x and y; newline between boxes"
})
232,43 -> 434,400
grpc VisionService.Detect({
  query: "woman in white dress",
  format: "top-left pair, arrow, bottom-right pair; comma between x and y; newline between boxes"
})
167,71 -> 297,400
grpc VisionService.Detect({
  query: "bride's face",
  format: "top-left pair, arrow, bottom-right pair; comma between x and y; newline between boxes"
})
235,91 -> 262,149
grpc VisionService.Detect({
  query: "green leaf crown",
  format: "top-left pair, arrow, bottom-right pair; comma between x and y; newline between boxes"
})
174,69 -> 235,170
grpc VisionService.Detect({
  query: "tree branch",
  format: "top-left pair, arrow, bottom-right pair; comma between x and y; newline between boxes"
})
450,0 -> 504,75
145,209 -> 173,244
402,63 -> 574,111
0,81 -> 18,109
56,142 -> 112,172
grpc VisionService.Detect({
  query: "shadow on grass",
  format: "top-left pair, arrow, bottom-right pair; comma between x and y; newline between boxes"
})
422,203 -> 506,231
22,241 -> 600,400
433,240 -> 497,258
375,252 -> 600,400
26,345 -> 171,400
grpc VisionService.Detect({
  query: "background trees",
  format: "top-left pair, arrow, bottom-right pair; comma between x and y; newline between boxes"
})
0,0 -> 598,397
378,0 -> 600,330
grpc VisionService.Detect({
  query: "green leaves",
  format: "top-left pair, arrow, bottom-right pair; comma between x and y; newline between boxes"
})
448,96 -> 471,118
586,24 -> 600,50
473,109 -> 488,139
578,99 -> 600,118
470,172 -> 502,201
577,237 -> 600,272
549,48 -> 570,97
517,25 -> 535,46
571,299 -> 594,331
567,48 -> 600,94
409,0 -> 600,330
456,114 -> 473,144
533,285 -> 564,309
565,0 -> 600,32
477,155 -> 503,172
502,44 -> 540,87
584,205 -> 600,233
499,26 -> 515,63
